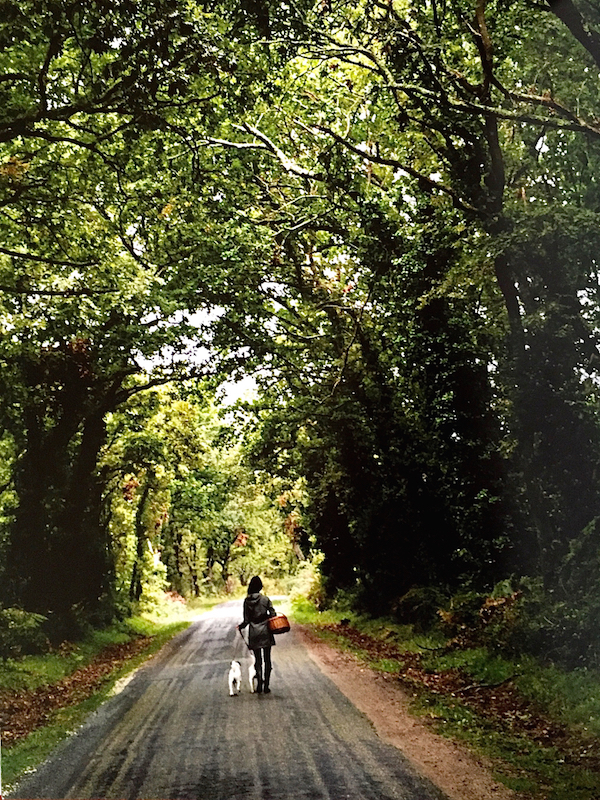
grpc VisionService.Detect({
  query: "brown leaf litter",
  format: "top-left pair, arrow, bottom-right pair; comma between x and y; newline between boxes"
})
322,622 -> 600,773
0,636 -> 152,747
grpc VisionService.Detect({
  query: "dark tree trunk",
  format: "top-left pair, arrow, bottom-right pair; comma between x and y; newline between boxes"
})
130,483 -> 151,602
187,542 -> 200,597
4,346 -> 125,618
59,411 -> 112,611
547,0 -> 600,70
7,408 -> 111,615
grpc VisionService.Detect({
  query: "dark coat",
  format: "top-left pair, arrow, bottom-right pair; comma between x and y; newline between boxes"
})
239,592 -> 276,649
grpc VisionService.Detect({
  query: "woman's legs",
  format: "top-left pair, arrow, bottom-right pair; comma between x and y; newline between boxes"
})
252,648 -> 263,692
252,647 -> 272,693
263,647 -> 272,693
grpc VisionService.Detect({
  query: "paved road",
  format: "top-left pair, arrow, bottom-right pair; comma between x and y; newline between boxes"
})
10,601 -> 447,800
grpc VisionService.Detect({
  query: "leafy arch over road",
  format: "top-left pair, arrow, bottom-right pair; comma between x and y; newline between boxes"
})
201,0 -> 600,613
0,0 -> 294,617
1,0 -> 600,660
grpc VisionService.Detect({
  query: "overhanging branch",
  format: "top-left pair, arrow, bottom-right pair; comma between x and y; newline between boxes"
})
547,0 -> 600,70
0,246 -> 99,268
306,121 -> 479,214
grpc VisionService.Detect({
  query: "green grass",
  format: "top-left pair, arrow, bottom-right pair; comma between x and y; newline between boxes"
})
289,596 -> 347,625
515,661 -> 600,740
289,596 -> 600,800
420,646 -> 516,682
413,692 -> 600,800
0,597 -> 226,791
0,593 -> 227,788
0,626 -> 135,694
0,608 -> 206,694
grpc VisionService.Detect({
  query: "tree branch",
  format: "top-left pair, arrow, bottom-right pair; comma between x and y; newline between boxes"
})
0,284 -> 117,297
384,82 -> 600,139
0,246 -> 99,268
0,72 -> 30,83
241,123 -> 324,179
38,33 -> 62,114
474,0 -> 494,98
547,0 -> 600,70
306,121 -> 479,214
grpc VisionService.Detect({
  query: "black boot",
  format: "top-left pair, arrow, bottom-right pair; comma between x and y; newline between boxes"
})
257,678 -> 263,694
263,666 -> 271,694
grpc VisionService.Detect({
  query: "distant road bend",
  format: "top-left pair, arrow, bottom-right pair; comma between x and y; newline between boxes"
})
10,601 -> 448,800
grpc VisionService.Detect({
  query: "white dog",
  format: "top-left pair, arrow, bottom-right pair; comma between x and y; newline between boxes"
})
228,660 -> 242,696
248,663 -> 257,693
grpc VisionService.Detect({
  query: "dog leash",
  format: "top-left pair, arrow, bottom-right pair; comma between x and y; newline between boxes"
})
237,625 -> 252,651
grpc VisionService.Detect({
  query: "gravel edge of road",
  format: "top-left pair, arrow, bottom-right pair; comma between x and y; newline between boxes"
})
295,623 -> 518,800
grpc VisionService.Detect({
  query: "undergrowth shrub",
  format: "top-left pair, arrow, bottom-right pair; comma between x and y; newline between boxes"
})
289,559 -> 327,610
438,577 -> 600,669
41,600 -> 107,645
438,584 -> 523,652
391,586 -> 447,632
0,608 -> 48,659
510,589 -> 600,669
438,591 -> 487,640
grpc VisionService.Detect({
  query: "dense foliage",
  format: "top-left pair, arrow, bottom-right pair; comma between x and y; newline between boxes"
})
1,0 -> 600,662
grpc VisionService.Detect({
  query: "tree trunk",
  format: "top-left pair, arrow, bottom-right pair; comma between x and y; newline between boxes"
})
130,483 -> 151,602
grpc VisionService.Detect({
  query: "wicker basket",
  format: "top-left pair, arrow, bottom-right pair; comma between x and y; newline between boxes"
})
267,613 -> 290,635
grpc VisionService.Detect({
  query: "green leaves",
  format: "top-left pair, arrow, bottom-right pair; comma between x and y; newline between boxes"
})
1,0 -> 600,634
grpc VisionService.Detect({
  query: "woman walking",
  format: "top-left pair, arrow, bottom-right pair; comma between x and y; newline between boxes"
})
238,576 -> 276,693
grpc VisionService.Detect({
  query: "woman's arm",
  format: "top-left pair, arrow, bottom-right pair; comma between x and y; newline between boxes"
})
238,598 -> 250,630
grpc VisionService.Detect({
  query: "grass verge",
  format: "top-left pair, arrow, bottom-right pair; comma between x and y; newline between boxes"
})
1,597 -> 220,791
290,597 -> 600,800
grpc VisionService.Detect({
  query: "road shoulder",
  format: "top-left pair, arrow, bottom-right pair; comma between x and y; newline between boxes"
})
296,624 -> 517,800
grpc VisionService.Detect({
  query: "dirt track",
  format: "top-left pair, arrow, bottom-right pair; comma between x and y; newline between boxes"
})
295,626 -> 517,800
9,601 -> 449,800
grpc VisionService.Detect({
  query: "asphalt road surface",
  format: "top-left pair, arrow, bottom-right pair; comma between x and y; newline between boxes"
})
10,601 -> 448,800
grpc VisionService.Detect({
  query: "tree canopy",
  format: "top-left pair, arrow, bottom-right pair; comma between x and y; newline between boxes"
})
2,0 -> 600,661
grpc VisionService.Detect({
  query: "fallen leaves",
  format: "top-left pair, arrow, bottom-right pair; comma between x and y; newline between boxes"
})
0,637 -> 153,747
324,622 -> 600,772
